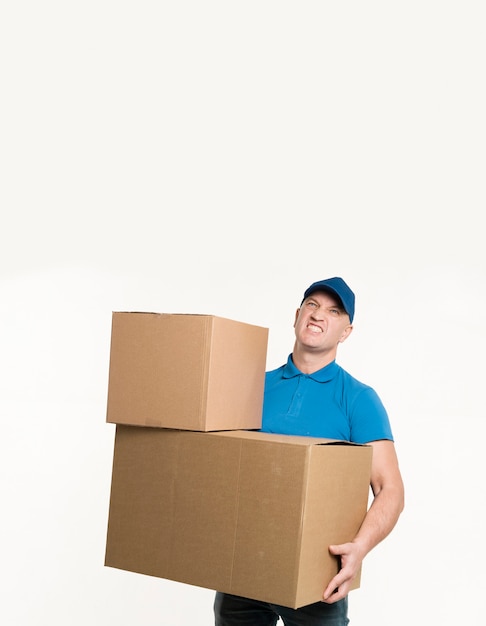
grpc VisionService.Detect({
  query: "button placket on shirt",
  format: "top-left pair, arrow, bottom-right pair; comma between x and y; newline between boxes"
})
287,375 -> 310,417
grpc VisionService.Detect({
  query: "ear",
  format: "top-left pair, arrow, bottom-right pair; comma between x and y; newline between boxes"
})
293,308 -> 300,328
338,324 -> 353,343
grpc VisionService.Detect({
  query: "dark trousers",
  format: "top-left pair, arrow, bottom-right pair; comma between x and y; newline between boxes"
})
214,592 -> 349,626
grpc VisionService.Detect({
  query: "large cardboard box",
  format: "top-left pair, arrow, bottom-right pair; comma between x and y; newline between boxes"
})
106,312 -> 268,431
105,426 -> 372,609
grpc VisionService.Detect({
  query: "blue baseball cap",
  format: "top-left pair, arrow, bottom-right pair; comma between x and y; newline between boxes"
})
301,277 -> 355,323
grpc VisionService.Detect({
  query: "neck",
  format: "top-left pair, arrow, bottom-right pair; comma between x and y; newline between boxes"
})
291,343 -> 336,374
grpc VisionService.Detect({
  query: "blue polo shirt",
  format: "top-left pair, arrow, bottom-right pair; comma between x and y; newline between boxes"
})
260,356 -> 394,444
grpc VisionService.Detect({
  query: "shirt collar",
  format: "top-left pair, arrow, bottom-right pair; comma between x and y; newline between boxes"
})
282,355 -> 339,382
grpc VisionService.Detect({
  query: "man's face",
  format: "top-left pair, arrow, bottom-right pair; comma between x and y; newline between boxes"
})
294,290 -> 353,352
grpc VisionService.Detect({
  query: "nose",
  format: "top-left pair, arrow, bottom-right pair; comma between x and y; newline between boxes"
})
310,307 -> 324,321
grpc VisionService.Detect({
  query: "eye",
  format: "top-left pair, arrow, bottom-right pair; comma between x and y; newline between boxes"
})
307,301 -> 318,308
329,308 -> 341,315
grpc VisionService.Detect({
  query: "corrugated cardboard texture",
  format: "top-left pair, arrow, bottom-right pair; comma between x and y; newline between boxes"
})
106,312 -> 268,431
105,427 -> 372,608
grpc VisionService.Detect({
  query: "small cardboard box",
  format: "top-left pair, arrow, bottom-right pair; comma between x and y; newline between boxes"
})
104,426 -> 372,609
106,312 -> 268,431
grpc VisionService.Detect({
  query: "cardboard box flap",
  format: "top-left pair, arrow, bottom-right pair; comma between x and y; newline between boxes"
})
212,430 -> 369,448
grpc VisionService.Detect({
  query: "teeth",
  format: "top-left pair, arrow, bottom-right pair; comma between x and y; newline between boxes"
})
308,324 -> 322,333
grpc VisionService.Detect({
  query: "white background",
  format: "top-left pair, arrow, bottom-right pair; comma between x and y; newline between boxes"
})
1,2 -> 484,624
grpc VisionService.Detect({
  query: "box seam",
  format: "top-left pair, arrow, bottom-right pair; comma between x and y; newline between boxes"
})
293,445 -> 311,608
198,317 -> 212,430
228,439 -> 244,593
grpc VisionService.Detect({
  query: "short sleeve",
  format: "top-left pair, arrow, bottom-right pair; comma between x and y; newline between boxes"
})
349,386 -> 394,444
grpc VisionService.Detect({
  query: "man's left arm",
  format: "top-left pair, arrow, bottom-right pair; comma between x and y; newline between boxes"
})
322,439 -> 405,603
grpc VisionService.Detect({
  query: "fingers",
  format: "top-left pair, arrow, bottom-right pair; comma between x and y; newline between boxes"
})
322,578 -> 350,604
322,543 -> 356,603
328,543 -> 345,556
322,566 -> 350,603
